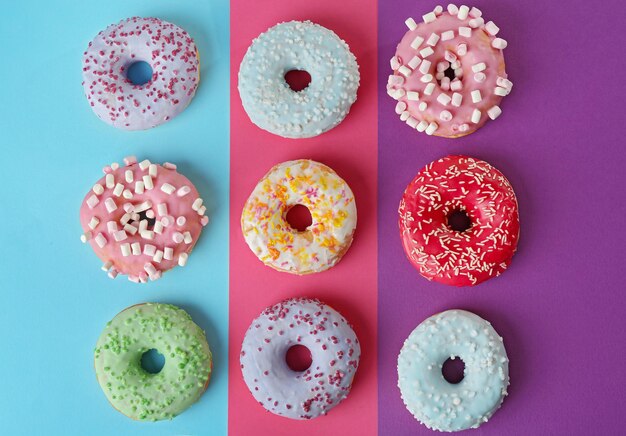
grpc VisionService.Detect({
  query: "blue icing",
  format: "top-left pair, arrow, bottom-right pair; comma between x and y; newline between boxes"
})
238,21 -> 360,138
397,310 -> 509,432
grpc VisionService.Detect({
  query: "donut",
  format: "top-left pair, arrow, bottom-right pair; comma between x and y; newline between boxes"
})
79,156 -> 209,283
82,17 -> 199,130
238,21 -> 360,138
398,155 -> 519,286
94,303 -> 212,421
398,310 -> 509,431
240,297 -> 360,419
387,5 -> 513,137
241,159 -> 357,274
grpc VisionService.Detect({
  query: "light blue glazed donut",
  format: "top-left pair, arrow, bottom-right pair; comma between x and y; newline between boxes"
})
238,21 -> 360,138
398,310 -> 509,432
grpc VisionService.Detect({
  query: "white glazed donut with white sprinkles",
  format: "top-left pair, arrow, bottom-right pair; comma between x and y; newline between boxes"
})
240,298 -> 360,419
82,17 -> 200,130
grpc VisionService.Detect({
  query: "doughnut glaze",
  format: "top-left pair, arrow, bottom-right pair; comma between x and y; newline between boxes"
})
240,298 -> 360,419
387,5 -> 512,137
241,159 -> 357,274
399,155 -> 519,286
79,157 -> 208,283
82,17 -> 199,130
398,310 -> 509,431
238,21 -> 360,138
94,303 -> 212,421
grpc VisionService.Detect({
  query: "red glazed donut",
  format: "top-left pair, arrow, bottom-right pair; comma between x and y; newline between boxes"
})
398,155 -> 519,286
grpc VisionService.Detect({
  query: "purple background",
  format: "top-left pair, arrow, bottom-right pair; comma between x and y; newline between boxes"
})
377,1 -> 626,434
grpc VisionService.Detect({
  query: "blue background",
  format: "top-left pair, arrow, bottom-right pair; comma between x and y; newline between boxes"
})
0,1 -> 230,434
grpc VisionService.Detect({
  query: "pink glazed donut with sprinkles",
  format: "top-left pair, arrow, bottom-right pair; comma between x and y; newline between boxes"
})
82,17 -> 200,130
79,157 -> 209,283
387,5 -> 513,137
240,298 -> 360,420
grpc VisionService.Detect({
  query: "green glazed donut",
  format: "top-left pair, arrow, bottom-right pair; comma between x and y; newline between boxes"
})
94,303 -> 212,421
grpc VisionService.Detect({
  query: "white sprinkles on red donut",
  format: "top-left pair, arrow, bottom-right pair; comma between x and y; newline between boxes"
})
79,157 -> 208,283
388,5 -> 513,137
82,17 -> 199,130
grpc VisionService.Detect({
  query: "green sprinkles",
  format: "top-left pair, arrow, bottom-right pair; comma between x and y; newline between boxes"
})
94,303 -> 212,421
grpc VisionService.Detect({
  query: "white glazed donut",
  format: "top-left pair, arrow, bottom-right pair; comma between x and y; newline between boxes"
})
240,298 -> 361,420
82,17 -> 200,130
398,310 -> 510,432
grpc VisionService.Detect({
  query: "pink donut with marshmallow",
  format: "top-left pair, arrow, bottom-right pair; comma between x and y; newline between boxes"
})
79,157 -> 208,283
82,17 -> 200,130
387,5 -> 513,138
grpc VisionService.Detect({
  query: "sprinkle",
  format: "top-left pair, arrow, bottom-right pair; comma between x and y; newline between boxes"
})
398,65 -> 412,77
139,159 -> 151,171
471,109 -> 482,123
143,175 -> 154,190
492,38 -> 508,49
407,91 -> 420,101
437,93 -> 452,106
160,183 -> 176,195
422,12 -> 437,23
418,101 -> 428,111
395,102 -> 407,114
427,33 -> 440,46
113,230 -> 127,242
192,198 -> 203,211
95,233 -> 106,248
105,174 -> 114,189
447,4 -> 459,15
92,184 -> 104,195
197,206 -> 207,216
183,231 -> 193,244
440,110 -> 453,121
178,253 -> 189,267
471,90 -> 482,103
419,46 -> 434,58
416,120 -> 429,132
495,87 -> 508,96
441,30 -> 455,41
123,156 -> 137,165
405,17 -> 418,30
487,105 -> 502,120
469,17 -> 484,28
420,74 -> 433,83
410,36 -> 424,49
457,43 -> 467,56
143,244 -> 156,256
474,72 -> 486,82
164,247 -> 174,260
131,242 -> 141,255
121,243 -> 131,257
485,21 -> 500,36
153,250 -> 164,263
106,221 -> 118,234
87,195 -> 99,209
148,164 -> 157,178
450,79 -> 462,91
112,183 -> 124,197
80,231 -> 92,243
472,62 -> 486,73
451,92 -> 463,107
425,122 -> 439,135
135,181 -> 145,194
125,170 -> 133,183
419,59 -> 432,74
457,5 -> 469,20
173,232 -> 184,243
408,56 -> 421,70
104,198 -> 117,213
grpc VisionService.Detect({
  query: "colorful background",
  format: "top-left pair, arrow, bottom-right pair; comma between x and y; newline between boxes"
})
1,0 -> 624,435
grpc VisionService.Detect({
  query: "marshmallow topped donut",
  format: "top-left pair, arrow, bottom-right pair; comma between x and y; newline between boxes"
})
240,298 -> 360,419
387,5 -> 513,137
79,157 -> 208,282
398,310 -> 509,431
238,21 -> 360,138
241,159 -> 357,274
82,17 -> 199,130
399,155 -> 519,286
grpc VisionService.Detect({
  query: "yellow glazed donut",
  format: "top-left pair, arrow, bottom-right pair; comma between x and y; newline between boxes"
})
241,159 -> 357,274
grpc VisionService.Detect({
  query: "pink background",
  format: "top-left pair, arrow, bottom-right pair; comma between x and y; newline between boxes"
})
228,0 -> 378,435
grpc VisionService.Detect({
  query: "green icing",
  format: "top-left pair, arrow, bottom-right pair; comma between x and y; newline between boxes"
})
94,303 -> 212,421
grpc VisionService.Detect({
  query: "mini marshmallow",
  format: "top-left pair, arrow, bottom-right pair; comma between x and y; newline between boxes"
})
140,230 -> 155,240
407,91 -> 420,101
471,108 -> 482,123
101,261 -> 112,272
156,204 -> 167,217
495,86 -> 508,96
201,216 -> 209,226
400,111 -> 410,121
474,72 -> 486,82
113,230 -> 127,242
139,159 -> 151,171
88,217 -> 99,230
441,30 -> 455,41
395,102 -> 407,114
425,122 -> 439,135
105,173 -> 114,189
451,60 -> 461,69
447,4 -> 459,15
405,17 -> 418,30
436,72 -> 445,81
398,65 -> 412,77
454,68 -> 464,78
161,216 -> 173,227
420,74 -> 434,83
124,224 -> 138,235
163,162 -> 177,170
153,221 -> 164,234
485,21 -> 500,35
469,17 -> 484,28
497,77 -> 514,89
148,164 -> 157,178
439,110 -> 453,121
406,117 -> 418,128
183,231 -> 193,244
437,61 -> 450,72
457,5 -> 469,20
410,36 -> 424,49
416,120 -> 429,132
390,56 -> 401,70
143,175 -> 154,190
153,250 -> 164,263
108,268 -> 118,279
433,5 -> 443,14
437,93 -> 452,106
418,101 -> 428,111
408,56 -> 422,69
451,92 -> 463,107
176,216 -> 187,226
487,105 -> 502,120
106,221 -> 118,234
143,244 -> 156,256
111,162 -> 120,170
144,262 -> 157,277
125,170 -> 133,183
135,181 -> 145,194
131,242 -> 141,255
120,213 -> 131,225
422,12 -> 437,23
92,184 -> 104,195
471,90 -> 482,103
459,123 -> 470,132
95,233 -> 107,248
160,183 -> 175,195
427,33 -> 440,46
197,206 -> 207,216
178,253 -> 189,267
492,38 -> 508,49
123,156 -> 137,165
459,27 -> 471,38
192,198 -> 203,211
441,77 -> 451,91
113,183 -> 124,197
164,247 -> 174,260
419,59 -> 432,74
122,189 -> 133,199
388,75 -> 404,86
472,62 -> 486,73
138,220 -> 148,232
469,6 -> 482,17
457,43 -> 467,56
145,210 -> 155,220
104,198 -> 117,213
87,195 -> 99,209
419,46 -> 434,58
80,231 -> 92,243
424,83 -> 436,95
134,201 -> 152,213
444,50 -> 457,63
450,79 -> 463,91
121,243 -> 131,257
173,232 -> 184,243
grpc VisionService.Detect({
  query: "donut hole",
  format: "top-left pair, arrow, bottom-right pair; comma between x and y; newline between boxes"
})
442,356 -> 465,384
286,204 -> 313,232
140,348 -> 165,374
447,209 -> 472,232
286,345 -> 312,372
437,64 -> 458,87
126,61 -> 153,86
284,69 -> 312,92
